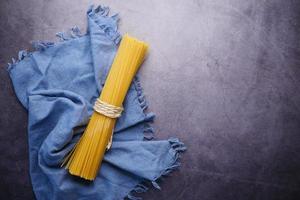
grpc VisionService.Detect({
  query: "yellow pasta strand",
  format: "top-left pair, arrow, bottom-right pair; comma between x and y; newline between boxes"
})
62,34 -> 148,180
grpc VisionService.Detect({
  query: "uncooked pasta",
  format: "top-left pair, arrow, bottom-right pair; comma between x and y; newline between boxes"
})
62,34 -> 148,180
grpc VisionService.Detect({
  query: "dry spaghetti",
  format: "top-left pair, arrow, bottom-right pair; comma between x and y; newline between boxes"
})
62,34 -> 148,180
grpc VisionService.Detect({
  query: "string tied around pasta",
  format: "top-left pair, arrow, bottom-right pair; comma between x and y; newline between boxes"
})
93,98 -> 124,118
93,98 -> 124,150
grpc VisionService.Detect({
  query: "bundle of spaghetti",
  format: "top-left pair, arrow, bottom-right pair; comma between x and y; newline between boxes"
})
62,34 -> 148,180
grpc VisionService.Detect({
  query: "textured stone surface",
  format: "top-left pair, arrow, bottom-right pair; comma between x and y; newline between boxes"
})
1,0 -> 300,199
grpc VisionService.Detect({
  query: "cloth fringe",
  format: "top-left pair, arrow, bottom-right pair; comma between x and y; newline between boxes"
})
87,5 -> 121,44
128,77 -> 186,200
126,138 -> 186,200
7,5 -> 120,72
133,76 -> 156,141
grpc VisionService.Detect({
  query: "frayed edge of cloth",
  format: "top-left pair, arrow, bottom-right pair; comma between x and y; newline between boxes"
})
129,76 -> 186,199
126,138 -> 187,200
7,4 -> 120,72
7,49 -> 32,72
133,76 -> 156,141
87,5 -> 121,44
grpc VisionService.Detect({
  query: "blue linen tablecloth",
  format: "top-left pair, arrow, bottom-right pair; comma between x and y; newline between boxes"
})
7,5 -> 186,200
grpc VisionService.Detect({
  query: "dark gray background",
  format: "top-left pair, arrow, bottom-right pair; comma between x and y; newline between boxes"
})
1,0 -> 300,199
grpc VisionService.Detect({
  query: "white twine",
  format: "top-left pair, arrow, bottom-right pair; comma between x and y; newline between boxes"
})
93,98 -> 123,150
93,98 -> 123,118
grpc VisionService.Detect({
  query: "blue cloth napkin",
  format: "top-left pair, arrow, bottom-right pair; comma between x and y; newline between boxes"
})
7,5 -> 186,200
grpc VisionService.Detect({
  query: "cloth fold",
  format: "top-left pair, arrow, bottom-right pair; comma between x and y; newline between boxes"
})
7,5 -> 186,200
